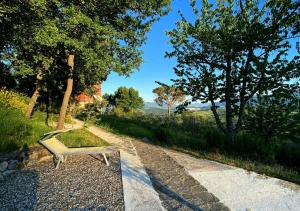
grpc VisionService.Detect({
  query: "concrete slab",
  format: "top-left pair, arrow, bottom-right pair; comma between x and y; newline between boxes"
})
165,149 -> 300,211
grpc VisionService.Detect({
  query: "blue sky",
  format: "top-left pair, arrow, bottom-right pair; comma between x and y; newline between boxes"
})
102,0 -> 194,102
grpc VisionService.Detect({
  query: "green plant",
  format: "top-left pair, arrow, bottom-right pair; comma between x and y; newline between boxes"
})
245,88 -> 300,143
0,89 -> 28,113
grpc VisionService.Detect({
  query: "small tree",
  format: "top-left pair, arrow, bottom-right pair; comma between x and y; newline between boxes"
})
166,0 -> 299,137
153,85 -> 185,118
104,87 -> 144,114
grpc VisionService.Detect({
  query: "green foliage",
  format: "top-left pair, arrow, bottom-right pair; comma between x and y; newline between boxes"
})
76,99 -> 108,122
245,88 -> 300,142
31,0 -> 171,85
0,89 -> 29,113
57,129 -> 109,148
153,85 -> 185,106
167,0 -> 300,135
104,87 -> 144,114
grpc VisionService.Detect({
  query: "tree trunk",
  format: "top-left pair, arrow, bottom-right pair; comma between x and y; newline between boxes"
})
26,69 -> 43,118
225,58 -> 234,138
167,104 -> 171,120
57,54 -> 74,130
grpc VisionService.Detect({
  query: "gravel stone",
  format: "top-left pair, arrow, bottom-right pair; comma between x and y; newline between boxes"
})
2,170 -> 16,177
0,152 -> 124,210
133,140 -> 230,211
0,174 -> 3,181
7,160 -> 19,170
0,161 -> 8,172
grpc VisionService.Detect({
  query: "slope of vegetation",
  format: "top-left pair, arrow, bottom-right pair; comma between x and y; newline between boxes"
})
0,90 -> 51,152
90,112 -> 300,184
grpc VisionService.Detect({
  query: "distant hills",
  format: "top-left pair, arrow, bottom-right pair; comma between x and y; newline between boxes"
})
143,101 -> 225,113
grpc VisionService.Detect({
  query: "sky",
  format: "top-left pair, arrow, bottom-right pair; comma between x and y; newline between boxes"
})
102,0 -> 195,102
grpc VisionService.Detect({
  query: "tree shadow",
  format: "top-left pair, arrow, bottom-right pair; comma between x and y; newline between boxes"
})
120,154 -> 202,210
146,168 -> 203,211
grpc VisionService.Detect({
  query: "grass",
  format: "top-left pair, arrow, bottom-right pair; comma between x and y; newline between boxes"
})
93,114 -> 300,185
95,115 -> 156,140
57,128 -> 110,148
0,106 -> 52,152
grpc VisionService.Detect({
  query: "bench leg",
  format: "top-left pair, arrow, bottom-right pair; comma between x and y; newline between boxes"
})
102,153 -> 109,166
55,156 -> 62,169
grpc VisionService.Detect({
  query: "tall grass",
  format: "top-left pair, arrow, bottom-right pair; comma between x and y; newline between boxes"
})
0,89 -> 51,152
0,105 -> 51,152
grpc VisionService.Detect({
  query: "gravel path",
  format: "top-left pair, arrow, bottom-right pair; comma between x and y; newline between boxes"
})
0,152 -> 124,210
132,140 -> 230,211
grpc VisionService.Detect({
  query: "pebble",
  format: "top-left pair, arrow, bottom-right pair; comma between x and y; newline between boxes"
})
0,153 -> 124,210
3,170 -> 16,177
8,160 -> 19,170
0,161 -> 8,172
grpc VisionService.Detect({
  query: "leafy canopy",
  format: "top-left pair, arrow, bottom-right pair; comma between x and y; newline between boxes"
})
33,0 -> 171,85
167,0 -> 300,135
104,87 -> 144,113
153,85 -> 185,107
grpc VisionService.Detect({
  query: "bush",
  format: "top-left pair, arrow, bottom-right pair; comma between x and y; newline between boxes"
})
277,140 -> 300,168
154,127 -> 173,144
203,127 -> 226,149
0,89 -> 28,113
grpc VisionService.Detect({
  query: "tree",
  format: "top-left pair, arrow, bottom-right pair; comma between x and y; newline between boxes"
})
32,0 -> 170,129
245,87 -> 300,143
167,0 -> 300,138
104,87 -> 144,113
153,85 -> 185,118
0,1 -> 61,118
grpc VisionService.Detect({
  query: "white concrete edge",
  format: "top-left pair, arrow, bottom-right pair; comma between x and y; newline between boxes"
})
120,150 -> 165,211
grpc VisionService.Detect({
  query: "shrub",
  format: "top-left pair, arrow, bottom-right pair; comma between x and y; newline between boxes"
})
203,127 -> 226,149
154,127 -> 173,144
277,140 -> 300,168
0,89 -> 28,113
